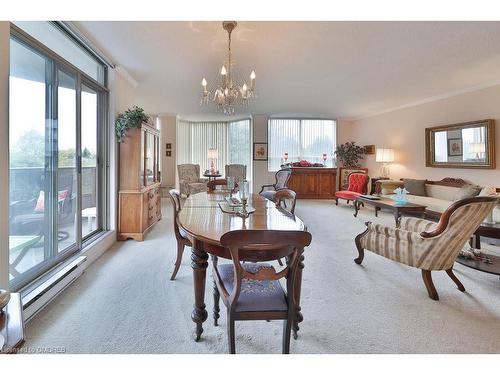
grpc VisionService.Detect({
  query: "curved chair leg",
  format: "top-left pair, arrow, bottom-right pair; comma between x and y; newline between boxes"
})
227,313 -> 236,354
335,198 -> 339,206
170,243 -> 185,280
213,279 -> 220,326
422,270 -> 439,300
354,228 -> 368,264
446,268 -> 465,292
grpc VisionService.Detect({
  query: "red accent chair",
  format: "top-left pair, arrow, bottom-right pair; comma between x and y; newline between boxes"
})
335,173 -> 369,205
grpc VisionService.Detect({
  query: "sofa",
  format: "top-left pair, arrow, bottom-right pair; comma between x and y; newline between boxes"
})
376,177 -> 500,222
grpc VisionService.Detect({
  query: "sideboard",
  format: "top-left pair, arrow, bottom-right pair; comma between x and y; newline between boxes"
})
287,167 -> 337,198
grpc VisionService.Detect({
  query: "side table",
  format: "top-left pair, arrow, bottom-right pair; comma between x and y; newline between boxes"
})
370,177 -> 390,195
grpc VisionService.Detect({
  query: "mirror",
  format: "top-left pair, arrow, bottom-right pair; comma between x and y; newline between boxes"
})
425,119 -> 495,169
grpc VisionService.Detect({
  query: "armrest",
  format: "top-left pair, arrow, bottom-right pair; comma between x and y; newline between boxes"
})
259,184 -> 275,194
199,177 -> 209,183
400,217 -> 437,233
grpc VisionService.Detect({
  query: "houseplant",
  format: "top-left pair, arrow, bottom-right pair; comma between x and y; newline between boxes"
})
335,142 -> 365,167
115,106 -> 150,142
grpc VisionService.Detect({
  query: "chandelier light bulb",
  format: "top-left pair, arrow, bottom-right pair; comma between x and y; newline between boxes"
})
250,70 -> 256,80
220,65 -> 227,75
201,78 -> 207,87
242,83 -> 247,91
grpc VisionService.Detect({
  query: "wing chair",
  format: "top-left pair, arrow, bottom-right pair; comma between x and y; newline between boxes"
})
259,168 -> 292,203
335,172 -> 369,205
354,196 -> 499,300
177,164 -> 208,197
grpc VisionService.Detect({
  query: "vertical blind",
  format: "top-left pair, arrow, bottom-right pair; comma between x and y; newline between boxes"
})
177,119 -> 252,179
268,118 -> 336,171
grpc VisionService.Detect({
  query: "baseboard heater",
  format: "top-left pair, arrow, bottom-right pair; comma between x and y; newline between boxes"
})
22,256 -> 87,322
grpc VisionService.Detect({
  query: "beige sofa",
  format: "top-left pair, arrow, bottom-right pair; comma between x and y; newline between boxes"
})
377,178 -> 500,222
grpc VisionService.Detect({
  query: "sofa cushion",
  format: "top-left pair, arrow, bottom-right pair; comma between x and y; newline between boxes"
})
403,179 -> 427,196
453,184 -> 481,201
381,194 -> 452,213
424,184 -> 460,200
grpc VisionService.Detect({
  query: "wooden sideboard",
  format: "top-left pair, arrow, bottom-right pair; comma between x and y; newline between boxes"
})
287,167 -> 337,198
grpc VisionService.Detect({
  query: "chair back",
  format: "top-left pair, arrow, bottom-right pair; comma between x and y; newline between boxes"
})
219,230 -> 312,313
177,164 -> 200,183
225,164 -> 246,183
419,196 -> 499,270
275,189 -> 297,214
275,168 -> 292,190
347,172 -> 369,194
168,189 -> 183,240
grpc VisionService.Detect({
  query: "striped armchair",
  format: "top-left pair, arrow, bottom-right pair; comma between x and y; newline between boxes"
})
354,196 -> 499,300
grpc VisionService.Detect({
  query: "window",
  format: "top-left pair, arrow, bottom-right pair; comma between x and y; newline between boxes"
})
268,118 -> 337,171
9,24 -> 107,290
177,119 -> 252,181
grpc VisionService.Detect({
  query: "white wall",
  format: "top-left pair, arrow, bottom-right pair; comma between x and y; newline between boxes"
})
0,22 -> 9,289
252,114 -> 276,192
159,114 -> 177,189
342,85 -> 500,186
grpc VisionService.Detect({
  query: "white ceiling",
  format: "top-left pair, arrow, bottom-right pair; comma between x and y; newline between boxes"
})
74,21 -> 500,119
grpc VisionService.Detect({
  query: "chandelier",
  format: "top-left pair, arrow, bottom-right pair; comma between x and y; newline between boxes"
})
201,21 -> 256,115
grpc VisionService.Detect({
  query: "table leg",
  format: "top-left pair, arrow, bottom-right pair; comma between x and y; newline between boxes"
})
293,253 -> 305,340
191,239 -> 209,341
353,200 -> 359,217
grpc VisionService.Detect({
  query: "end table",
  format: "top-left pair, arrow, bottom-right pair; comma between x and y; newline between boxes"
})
370,177 -> 390,195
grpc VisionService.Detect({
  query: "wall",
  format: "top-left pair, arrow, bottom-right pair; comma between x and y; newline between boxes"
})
159,114 -> 177,189
252,114 -> 277,192
0,22 -> 9,289
343,85 -> 500,187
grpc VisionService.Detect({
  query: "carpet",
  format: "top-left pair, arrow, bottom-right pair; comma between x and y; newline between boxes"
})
25,198 -> 500,353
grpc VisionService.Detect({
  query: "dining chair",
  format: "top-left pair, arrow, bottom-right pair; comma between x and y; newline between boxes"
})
259,168 -> 292,203
354,196 -> 498,300
213,229 -> 312,354
168,189 -> 191,280
275,189 -> 297,215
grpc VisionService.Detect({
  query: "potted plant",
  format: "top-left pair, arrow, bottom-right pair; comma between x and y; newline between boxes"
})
334,142 -> 365,167
115,106 -> 150,142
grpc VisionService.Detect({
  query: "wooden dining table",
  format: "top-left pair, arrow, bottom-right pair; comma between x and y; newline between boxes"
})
178,191 -> 308,341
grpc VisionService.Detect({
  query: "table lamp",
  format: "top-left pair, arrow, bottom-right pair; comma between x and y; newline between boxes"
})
207,148 -> 218,174
376,148 -> 395,178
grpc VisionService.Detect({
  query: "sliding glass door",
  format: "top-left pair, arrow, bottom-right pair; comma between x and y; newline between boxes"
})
9,29 -> 107,290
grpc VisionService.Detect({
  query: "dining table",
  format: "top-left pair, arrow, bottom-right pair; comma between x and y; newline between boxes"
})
178,191 -> 308,341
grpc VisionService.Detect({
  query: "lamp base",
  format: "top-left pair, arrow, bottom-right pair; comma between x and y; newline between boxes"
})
379,164 -> 390,178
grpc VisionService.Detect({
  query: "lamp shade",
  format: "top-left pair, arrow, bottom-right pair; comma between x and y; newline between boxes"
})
470,143 -> 485,153
376,148 -> 395,163
207,148 -> 218,159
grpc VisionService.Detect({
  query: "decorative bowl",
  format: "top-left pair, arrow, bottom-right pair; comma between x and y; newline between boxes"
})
0,290 -> 10,311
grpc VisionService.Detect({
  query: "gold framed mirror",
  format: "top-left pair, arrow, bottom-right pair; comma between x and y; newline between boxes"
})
425,119 -> 495,169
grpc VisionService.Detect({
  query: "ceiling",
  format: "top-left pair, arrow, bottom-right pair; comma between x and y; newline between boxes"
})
74,21 -> 500,119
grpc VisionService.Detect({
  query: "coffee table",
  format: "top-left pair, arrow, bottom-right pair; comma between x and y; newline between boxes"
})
354,195 -> 427,227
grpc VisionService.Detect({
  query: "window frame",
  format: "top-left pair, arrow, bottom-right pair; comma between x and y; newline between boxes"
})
9,23 -> 109,291
267,117 -> 337,172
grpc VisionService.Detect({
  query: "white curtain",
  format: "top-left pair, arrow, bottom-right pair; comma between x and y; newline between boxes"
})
268,118 -> 336,171
177,119 -> 252,179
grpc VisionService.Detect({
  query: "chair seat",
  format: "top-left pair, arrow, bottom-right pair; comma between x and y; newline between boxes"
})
260,190 -> 277,202
217,263 -> 288,312
335,191 -> 362,200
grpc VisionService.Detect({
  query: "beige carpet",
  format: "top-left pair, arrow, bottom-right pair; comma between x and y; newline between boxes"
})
25,198 -> 500,353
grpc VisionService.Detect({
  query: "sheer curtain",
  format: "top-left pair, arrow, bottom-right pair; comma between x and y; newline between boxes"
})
177,119 -> 252,180
268,118 -> 336,171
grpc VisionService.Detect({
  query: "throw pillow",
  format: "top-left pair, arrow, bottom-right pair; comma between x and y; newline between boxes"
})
453,184 -> 482,201
403,179 -> 427,196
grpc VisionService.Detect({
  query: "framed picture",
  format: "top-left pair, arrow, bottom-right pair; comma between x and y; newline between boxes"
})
166,150 -> 172,157
253,143 -> 268,161
166,143 -> 172,149
447,138 -> 463,157
364,145 -> 375,155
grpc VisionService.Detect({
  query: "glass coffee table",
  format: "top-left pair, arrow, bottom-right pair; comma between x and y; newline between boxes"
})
354,195 -> 427,227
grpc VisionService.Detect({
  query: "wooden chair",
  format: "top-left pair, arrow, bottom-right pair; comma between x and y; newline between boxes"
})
213,229 -> 312,354
275,189 -> 297,215
335,172 -> 369,205
354,196 -> 498,300
259,168 -> 292,203
168,189 -> 191,280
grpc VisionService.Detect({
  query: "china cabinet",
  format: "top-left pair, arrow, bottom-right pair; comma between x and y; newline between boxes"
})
118,123 -> 161,241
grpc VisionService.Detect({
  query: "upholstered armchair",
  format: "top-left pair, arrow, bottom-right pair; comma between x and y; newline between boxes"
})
259,168 -> 292,203
177,164 -> 208,197
354,196 -> 498,300
335,172 -> 369,205
207,164 -> 247,192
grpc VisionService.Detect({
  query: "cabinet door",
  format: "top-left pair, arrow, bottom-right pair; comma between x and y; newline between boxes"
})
145,131 -> 155,185
287,173 -> 302,195
318,173 -> 335,198
301,173 -> 318,197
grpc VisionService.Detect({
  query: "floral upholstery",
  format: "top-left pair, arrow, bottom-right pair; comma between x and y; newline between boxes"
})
225,164 -> 246,184
357,199 -> 497,271
217,262 -> 287,312
177,164 -> 208,196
